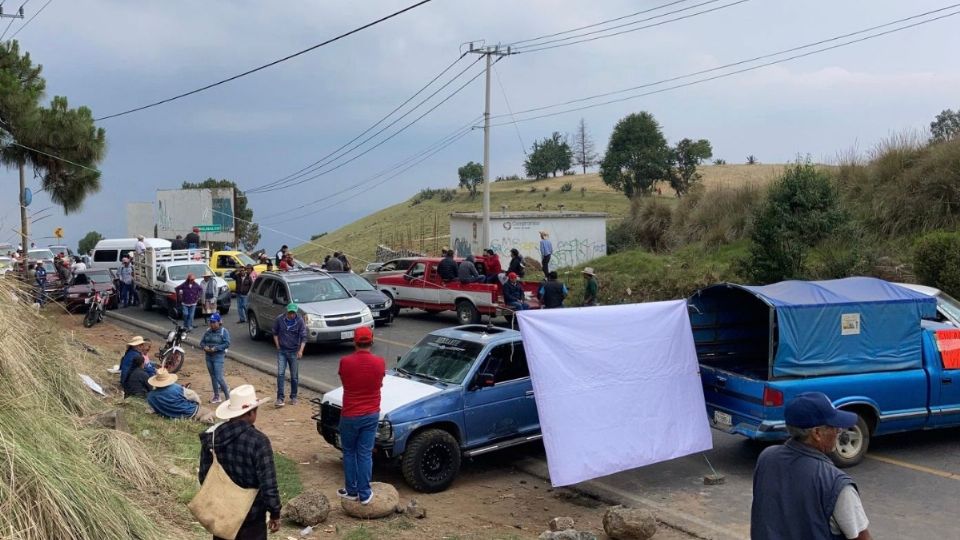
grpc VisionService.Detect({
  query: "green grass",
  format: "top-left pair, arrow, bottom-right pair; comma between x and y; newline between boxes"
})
342,524 -> 376,540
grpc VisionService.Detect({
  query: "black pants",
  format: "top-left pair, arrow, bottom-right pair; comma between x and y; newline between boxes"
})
541,254 -> 551,276
214,519 -> 266,540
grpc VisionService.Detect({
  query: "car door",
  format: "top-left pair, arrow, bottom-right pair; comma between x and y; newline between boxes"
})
462,340 -> 539,447
398,262 -> 427,302
253,278 -> 277,330
929,329 -> 960,426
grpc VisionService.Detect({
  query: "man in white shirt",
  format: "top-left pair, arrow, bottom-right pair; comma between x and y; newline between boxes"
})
135,235 -> 146,254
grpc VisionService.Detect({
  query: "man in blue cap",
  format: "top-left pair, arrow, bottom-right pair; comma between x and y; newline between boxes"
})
199,312 -> 230,404
751,392 -> 872,540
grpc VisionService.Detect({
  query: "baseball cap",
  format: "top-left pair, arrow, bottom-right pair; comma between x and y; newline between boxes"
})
208,312 -> 222,323
784,392 -> 857,429
507,272 -> 518,280
354,326 -> 374,345
286,303 -> 298,312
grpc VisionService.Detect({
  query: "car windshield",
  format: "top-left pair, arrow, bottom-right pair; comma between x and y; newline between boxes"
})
936,291 -> 960,324
288,278 -> 350,303
335,273 -> 375,292
79,270 -> 112,281
29,249 -> 55,260
236,253 -> 256,266
168,264 -> 211,281
397,335 -> 484,384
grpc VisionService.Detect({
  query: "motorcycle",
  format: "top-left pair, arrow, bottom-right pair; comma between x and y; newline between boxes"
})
83,288 -> 111,328
157,317 -> 187,373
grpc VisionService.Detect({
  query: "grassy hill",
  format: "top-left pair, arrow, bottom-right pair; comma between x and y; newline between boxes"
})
294,164 -> 785,265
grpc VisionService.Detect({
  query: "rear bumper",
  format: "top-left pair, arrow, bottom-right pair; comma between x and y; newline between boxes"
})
707,405 -> 788,441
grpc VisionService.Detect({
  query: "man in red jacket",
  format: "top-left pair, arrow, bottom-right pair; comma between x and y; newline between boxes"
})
336,326 -> 385,505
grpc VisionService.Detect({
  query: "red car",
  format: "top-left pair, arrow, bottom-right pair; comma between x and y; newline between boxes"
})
63,269 -> 120,311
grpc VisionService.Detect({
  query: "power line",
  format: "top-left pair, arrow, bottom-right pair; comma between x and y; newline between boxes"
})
505,0 -> 693,47
247,53 -> 469,194
5,140 -> 101,173
247,59 -> 491,194
512,0 -> 749,55
247,54 -> 482,194
7,0 -> 52,40
485,6 -> 960,127
492,64 -> 526,156
94,0 -> 435,121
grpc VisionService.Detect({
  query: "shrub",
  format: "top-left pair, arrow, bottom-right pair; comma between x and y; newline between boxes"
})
606,197 -> 673,253
529,186 -> 538,193
580,186 -> 586,197
669,183 -> 764,247
743,161 -> 845,283
563,170 -> 576,176
410,187 -> 457,206
560,182 -> 573,192
439,189 -> 456,202
544,186 -> 550,192
514,188 -> 524,193
310,232 -> 327,240
713,158 -> 727,165
914,231 -> 960,297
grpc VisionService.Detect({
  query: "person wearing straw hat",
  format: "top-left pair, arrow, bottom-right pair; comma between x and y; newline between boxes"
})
119,335 -> 146,386
200,312 -> 231,404
199,384 -> 280,538
200,270 -> 219,317
336,326 -> 385,505
582,267 -> 599,307
539,231 -> 553,277
146,368 -> 215,423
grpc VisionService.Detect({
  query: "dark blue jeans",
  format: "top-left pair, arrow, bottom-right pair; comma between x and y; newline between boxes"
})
205,354 -> 229,399
339,413 -> 378,500
276,349 -> 299,400
181,304 -> 197,330
236,294 -> 248,322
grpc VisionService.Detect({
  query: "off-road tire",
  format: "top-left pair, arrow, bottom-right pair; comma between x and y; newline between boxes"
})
83,307 -> 97,328
831,414 -> 870,468
455,300 -> 480,325
401,428 -> 462,493
164,350 -> 185,374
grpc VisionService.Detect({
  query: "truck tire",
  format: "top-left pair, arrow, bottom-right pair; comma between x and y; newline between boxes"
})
401,428 -> 462,493
140,289 -> 153,311
455,300 -> 480,325
248,313 -> 263,341
831,414 -> 870,468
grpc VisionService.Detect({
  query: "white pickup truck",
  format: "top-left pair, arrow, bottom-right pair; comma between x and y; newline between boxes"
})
134,248 -> 231,318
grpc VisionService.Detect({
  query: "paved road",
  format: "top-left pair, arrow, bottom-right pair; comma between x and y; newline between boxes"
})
110,304 -> 960,539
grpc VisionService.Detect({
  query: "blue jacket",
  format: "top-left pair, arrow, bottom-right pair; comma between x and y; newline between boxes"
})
200,326 -> 231,358
147,384 -> 199,419
273,314 -> 307,351
504,281 -> 525,304
119,348 -> 142,385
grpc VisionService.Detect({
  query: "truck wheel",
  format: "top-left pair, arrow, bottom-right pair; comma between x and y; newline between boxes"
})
140,290 -> 153,311
248,313 -> 263,341
831,414 -> 870,468
401,429 -> 461,493
455,300 -> 480,325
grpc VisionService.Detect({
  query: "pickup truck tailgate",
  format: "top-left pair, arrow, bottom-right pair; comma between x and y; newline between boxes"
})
700,365 -> 783,440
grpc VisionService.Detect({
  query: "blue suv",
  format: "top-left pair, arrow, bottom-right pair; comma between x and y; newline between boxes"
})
312,324 -> 541,492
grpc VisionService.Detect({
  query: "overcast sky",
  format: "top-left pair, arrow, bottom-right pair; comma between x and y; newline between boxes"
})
2,0 -> 958,256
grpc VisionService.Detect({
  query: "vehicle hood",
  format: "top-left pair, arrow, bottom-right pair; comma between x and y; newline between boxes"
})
66,282 -> 115,295
353,289 -> 388,305
298,297 -> 367,316
167,277 -> 228,289
321,374 -> 442,419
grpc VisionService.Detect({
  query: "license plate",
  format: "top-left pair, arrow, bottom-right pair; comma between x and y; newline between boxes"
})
340,330 -> 354,340
713,410 -> 732,428
372,310 -> 380,317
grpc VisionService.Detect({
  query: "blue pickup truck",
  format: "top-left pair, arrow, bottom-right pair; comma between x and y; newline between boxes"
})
691,277 -> 960,467
312,324 -> 541,492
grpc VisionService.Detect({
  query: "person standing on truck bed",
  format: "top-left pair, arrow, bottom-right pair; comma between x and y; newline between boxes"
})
185,227 -> 201,250
437,250 -> 458,282
336,326 -> 385,505
539,231 -> 553,277
458,254 -> 481,284
503,272 -> 529,311
170,234 -> 186,250
507,248 -> 525,278
751,392 -> 872,540
483,248 -> 502,283
275,245 -> 288,266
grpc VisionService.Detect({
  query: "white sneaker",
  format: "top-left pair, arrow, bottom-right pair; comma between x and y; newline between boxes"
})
359,492 -> 374,505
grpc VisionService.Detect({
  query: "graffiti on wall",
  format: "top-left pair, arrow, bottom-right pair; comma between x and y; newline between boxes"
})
452,236 -> 473,258
487,236 -> 606,268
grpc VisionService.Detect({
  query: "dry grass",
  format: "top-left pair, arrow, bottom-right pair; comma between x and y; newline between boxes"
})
88,429 -> 170,492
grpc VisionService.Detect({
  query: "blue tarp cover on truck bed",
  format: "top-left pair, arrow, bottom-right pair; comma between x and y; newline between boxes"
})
695,277 -> 937,378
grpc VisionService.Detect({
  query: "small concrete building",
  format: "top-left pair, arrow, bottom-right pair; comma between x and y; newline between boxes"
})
449,211 -> 607,269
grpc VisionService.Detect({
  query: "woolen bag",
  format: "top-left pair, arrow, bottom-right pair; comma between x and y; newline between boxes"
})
188,424 -> 258,540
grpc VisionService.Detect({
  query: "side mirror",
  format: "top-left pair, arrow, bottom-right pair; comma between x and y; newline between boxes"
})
476,372 -> 495,389
157,275 -> 166,282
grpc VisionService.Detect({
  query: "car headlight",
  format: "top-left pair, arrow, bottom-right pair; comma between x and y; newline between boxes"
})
166,330 -> 176,341
360,307 -> 373,322
376,420 -> 393,442
303,314 -> 325,328
219,285 -> 228,294
383,297 -> 392,308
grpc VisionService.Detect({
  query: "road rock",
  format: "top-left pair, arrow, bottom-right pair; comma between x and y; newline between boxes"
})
549,517 -> 575,531
538,530 -> 597,540
603,506 -> 657,540
405,498 -> 427,519
281,489 -> 330,525
341,482 -> 399,519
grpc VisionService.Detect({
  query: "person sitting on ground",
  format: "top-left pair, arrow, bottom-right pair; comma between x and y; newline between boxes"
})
483,248 -> 503,283
457,254 -> 481,284
437,250 -> 458,281
119,336 -> 146,386
503,272 -> 529,311
122,355 -> 153,399
507,248 -> 525,278
146,368 -> 215,423
139,338 -> 157,377
539,271 -> 568,309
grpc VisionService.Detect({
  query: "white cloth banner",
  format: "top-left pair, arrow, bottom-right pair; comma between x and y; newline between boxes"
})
517,300 -> 712,487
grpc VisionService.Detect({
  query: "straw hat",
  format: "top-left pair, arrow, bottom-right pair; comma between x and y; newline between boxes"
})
148,368 -> 178,388
215,384 -> 272,420
127,335 -> 145,347
202,270 -> 214,277
582,267 -> 595,276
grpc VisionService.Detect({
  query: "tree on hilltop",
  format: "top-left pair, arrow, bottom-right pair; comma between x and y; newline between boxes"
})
525,132 -> 572,179
572,118 -> 599,174
668,138 -> 713,197
930,109 -> 960,143
457,161 -> 483,197
600,112 -> 671,198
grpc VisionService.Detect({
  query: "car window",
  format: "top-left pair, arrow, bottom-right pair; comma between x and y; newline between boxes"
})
167,264 -> 210,281
380,261 -> 397,271
397,335 -> 484,384
274,284 -> 289,304
336,273 -> 375,292
236,253 -> 256,266
482,342 -> 530,383
256,279 -> 276,298
93,250 -> 118,263
218,255 -> 235,268
287,278 -> 350,303
409,263 -> 425,279
397,259 -> 414,270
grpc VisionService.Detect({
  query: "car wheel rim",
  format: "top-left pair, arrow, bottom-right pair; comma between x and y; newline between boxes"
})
836,425 -> 863,458
248,317 -> 257,338
422,443 -> 452,482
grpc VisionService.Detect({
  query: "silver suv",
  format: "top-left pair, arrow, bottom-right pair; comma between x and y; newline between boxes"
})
246,270 -> 374,344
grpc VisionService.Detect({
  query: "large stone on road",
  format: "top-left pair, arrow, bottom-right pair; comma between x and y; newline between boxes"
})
603,506 -> 658,540
281,489 -> 330,525
341,482 -> 399,519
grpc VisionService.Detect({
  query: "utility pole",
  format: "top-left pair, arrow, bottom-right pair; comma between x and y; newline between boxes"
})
0,6 -> 26,19
18,160 -> 28,278
467,43 -> 510,252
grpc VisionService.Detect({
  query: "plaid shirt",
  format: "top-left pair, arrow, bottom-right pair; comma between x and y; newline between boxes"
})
199,419 -> 281,522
